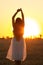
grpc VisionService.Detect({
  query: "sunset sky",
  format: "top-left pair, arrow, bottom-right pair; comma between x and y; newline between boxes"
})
0,0 -> 43,38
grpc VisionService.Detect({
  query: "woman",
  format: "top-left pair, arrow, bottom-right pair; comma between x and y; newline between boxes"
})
6,8 -> 26,65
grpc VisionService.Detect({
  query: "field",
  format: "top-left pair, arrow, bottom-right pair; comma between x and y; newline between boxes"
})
0,38 -> 43,65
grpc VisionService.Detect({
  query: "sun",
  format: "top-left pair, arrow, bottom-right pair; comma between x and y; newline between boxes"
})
23,17 -> 40,38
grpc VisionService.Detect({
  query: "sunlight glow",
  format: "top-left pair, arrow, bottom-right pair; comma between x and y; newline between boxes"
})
23,18 -> 40,38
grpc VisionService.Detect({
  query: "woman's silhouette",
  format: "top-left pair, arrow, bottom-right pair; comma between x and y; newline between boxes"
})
6,8 -> 26,65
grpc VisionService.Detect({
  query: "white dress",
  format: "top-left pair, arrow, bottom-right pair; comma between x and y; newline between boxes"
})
6,37 -> 26,61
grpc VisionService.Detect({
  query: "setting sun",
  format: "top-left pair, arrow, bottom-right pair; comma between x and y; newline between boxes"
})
23,18 -> 40,38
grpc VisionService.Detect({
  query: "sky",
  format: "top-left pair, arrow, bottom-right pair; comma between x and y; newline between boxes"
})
0,0 -> 43,38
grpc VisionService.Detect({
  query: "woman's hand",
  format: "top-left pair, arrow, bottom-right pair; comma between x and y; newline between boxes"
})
17,8 -> 22,12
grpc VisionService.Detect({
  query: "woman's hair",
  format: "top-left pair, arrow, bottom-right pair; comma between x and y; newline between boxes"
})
15,17 -> 24,26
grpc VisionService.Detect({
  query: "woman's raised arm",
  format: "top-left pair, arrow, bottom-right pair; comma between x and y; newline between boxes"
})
12,11 -> 18,28
20,8 -> 24,22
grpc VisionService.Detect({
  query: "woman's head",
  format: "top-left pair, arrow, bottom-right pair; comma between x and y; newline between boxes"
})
16,18 -> 22,23
16,17 -> 24,26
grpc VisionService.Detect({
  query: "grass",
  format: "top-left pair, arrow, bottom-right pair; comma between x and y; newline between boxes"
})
0,38 -> 43,65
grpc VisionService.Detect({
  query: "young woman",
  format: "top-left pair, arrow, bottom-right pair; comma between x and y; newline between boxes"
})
6,8 -> 26,65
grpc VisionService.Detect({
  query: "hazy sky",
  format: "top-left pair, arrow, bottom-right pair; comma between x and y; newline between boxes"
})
0,0 -> 43,38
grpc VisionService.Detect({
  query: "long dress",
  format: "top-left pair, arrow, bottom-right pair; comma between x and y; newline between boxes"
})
6,37 -> 26,61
